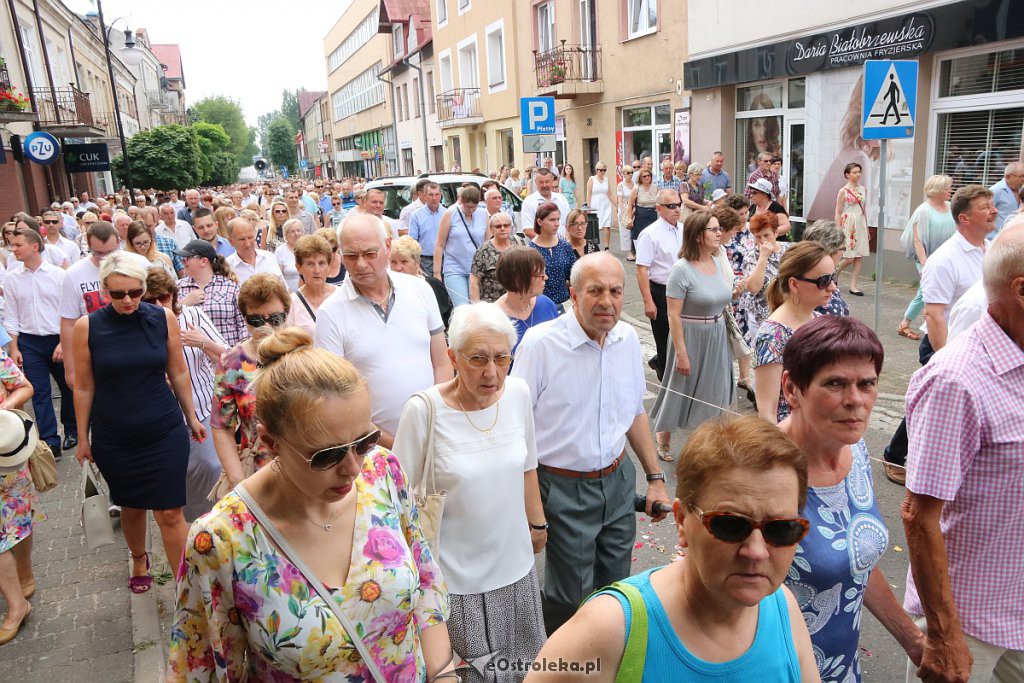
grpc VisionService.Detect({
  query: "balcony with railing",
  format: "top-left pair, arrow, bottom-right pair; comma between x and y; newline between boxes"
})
145,90 -> 171,111
435,88 -> 482,128
533,41 -> 603,98
0,60 -> 36,122
31,85 -> 103,136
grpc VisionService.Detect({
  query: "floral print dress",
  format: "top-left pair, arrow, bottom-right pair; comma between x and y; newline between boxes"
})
211,343 -> 272,470
753,319 -> 796,423
168,447 -> 449,681
0,352 -> 44,554
736,238 -> 789,348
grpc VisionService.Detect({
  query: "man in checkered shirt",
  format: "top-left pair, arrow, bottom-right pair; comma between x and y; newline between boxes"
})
901,224 -> 1024,681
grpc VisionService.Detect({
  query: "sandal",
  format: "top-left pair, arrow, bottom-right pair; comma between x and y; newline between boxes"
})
129,552 -> 152,594
657,445 -> 674,462
897,326 -> 920,341
0,603 -> 31,646
626,255 -> 636,262
21,580 -> 35,600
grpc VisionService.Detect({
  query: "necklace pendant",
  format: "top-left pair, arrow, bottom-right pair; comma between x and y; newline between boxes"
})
323,523 -> 332,532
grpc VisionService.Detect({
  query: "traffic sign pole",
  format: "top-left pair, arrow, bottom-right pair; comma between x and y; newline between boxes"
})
875,140 -> 887,333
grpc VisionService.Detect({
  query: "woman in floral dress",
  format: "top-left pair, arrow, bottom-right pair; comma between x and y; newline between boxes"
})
835,162 -> 869,296
169,329 -> 452,681
736,212 -> 788,349
0,343 -> 38,645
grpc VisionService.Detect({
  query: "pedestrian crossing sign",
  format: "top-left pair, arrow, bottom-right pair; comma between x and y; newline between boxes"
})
862,60 -> 918,140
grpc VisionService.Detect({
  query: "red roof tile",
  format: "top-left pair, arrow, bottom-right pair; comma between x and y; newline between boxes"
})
151,44 -> 185,87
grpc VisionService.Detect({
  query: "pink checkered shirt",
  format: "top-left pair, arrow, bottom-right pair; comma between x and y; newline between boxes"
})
904,312 -> 1024,649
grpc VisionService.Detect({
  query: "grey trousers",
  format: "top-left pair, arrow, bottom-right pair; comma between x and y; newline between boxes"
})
184,416 -> 222,523
537,455 -> 636,634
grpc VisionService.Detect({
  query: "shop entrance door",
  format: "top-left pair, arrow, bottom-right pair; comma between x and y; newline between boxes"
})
785,118 -> 805,237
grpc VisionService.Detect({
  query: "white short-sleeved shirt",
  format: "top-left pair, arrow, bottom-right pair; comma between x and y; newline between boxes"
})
947,280 -> 987,341
274,244 -> 300,291
227,250 -> 285,285
511,313 -> 646,471
59,252 -> 152,319
920,231 -> 984,333
634,217 -> 682,285
391,378 -> 537,595
521,191 -> 571,237
48,236 -> 81,265
314,271 -> 443,435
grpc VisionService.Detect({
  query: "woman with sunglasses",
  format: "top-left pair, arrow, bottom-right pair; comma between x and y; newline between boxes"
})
170,328 -> 454,681
528,416 -> 819,682
585,162 -> 614,251
626,168 -> 658,262
326,194 -> 348,229
470,213 -> 526,303
125,221 -> 174,277
142,269 -> 226,522
651,211 -> 736,457
262,199 -> 290,251
753,242 -> 837,424
72,253 -> 205,594
616,165 -> 635,255
394,303 -> 546,680
210,274 -> 291,495
778,316 -> 924,682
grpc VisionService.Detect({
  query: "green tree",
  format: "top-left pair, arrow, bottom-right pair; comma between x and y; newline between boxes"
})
244,126 -> 259,162
191,121 -> 239,185
281,89 -> 300,131
111,124 -> 201,190
257,111 -> 280,157
191,96 -> 250,166
266,115 -> 298,174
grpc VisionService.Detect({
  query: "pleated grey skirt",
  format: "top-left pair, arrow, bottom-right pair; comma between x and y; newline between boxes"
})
447,566 -> 546,683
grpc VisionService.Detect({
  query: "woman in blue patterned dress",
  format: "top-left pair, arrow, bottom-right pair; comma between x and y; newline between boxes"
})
529,202 -> 577,310
737,212 -> 788,349
777,315 -> 924,682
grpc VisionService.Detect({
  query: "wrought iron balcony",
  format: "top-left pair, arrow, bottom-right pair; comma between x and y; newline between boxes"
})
533,41 -> 603,98
31,85 -> 103,136
145,90 -> 171,111
435,88 -> 482,128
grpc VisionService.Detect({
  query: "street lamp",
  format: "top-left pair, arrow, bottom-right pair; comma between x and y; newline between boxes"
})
95,0 -> 138,195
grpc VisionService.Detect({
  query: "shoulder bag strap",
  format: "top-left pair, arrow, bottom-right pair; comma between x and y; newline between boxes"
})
234,484 -> 387,683
606,581 -> 649,683
457,209 -> 480,250
295,290 -> 316,322
413,391 -> 438,496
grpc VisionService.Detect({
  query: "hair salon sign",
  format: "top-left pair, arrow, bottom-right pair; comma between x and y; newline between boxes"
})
789,16 -> 932,70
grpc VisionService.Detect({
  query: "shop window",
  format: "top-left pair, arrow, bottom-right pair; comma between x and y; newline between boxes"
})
627,0 -> 657,39
737,83 -> 784,112
622,103 -> 671,163
939,49 -> 1024,98
935,107 -> 1024,190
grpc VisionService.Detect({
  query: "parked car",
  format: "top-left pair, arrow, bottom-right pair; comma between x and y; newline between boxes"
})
367,173 -> 525,233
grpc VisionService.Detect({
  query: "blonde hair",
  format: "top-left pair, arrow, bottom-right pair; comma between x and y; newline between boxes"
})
923,174 -> 953,199
391,235 -> 422,262
214,206 -> 236,238
253,328 -> 368,442
99,251 -> 149,291
315,227 -> 338,249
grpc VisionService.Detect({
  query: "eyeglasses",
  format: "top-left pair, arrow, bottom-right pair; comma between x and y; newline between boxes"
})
492,222 -> 512,229
133,240 -> 152,250
689,504 -> 809,547
341,249 -> 380,261
273,209 -> 288,214
794,272 -> 838,290
658,203 -> 681,210
108,288 -> 144,300
245,312 -> 287,328
458,351 -> 513,368
569,220 -> 588,227
281,428 -> 382,471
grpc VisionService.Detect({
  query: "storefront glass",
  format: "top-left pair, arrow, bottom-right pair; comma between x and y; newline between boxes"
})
622,103 -> 671,163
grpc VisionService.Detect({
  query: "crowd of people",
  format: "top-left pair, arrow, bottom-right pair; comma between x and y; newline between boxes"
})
0,157 -> 1021,683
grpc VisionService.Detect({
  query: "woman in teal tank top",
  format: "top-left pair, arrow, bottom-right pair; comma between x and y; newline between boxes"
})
526,417 -> 821,683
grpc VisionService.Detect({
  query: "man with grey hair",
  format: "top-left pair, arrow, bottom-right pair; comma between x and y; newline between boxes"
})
521,168 -> 570,239
225,217 -> 284,285
988,161 -> 1024,235
902,223 -> 1024,682
177,189 -> 202,226
315,214 -> 453,447
512,252 -> 671,634
157,202 -> 197,249
655,159 -> 680,191
57,201 -> 80,239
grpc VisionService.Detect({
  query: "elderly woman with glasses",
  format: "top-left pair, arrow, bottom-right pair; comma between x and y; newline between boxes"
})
210,274 -> 291,499
72,253 -> 205,594
566,208 -> 599,260
529,416 -> 818,682
170,328 -> 453,681
777,316 -> 924,682
470,212 -> 526,303
394,303 -> 546,682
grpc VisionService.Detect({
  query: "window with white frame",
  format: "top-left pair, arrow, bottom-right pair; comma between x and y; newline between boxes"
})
486,22 -> 506,89
458,39 -> 478,89
627,0 -> 658,39
328,8 -> 380,73
537,2 -> 555,53
412,77 -> 420,118
426,71 -> 436,113
19,22 -> 46,90
393,24 -> 404,58
933,46 -> 1024,190
621,103 -> 671,163
331,63 -> 385,121
436,0 -> 447,26
439,55 -> 453,93
458,0 -> 471,14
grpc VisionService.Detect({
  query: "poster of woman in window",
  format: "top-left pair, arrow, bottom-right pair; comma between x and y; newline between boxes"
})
742,94 -> 782,174
673,110 -> 690,165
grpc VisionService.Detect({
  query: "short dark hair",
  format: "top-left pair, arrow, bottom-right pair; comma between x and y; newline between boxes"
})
192,207 -> 214,222
425,182 -> 440,193
951,184 -> 993,225
679,210 -> 713,261
843,162 -> 862,177
87,220 -> 118,245
783,315 -> 884,393
534,201 -> 561,232
724,194 -> 750,212
536,167 -> 555,179
496,245 -> 545,294
415,178 -> 431,194
14,225 -> 44,251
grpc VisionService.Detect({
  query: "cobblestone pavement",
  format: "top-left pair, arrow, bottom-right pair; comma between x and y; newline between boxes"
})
0,237 -> 924,681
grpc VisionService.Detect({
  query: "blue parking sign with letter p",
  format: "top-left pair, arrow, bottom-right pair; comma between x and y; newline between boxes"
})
520,97 -> 556,135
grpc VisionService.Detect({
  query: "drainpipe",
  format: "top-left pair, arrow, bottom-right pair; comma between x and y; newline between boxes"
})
402,55 -> 430,172
31,0 -> 61,123
376,70 -> 399,177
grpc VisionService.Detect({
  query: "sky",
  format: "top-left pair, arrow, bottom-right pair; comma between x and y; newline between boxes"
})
68,0 -> 352,126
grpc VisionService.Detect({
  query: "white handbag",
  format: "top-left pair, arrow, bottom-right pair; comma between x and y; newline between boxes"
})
81,463 -> 115,549
411,391 -> 446,559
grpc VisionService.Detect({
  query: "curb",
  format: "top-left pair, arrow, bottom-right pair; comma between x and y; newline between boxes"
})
130,518 -> 167,683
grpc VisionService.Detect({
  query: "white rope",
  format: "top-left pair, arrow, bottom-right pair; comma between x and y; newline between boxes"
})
643,377 -> 908,471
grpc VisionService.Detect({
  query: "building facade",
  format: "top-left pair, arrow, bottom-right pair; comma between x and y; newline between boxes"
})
324,0 -> 397,179
297,89 -> 327,180
684,0 -> 1024,280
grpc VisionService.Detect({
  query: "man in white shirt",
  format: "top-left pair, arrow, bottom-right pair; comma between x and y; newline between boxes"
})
634,189 -> 683,381
157,202 -> 197,248
398,179 -> 429,234
512,252 -> 671,634
521,168 -> 570,239
882,184 -> 995,484
41,211 -> 81,266
315,215 -> 453,447
225,218 -> 284,285
4,226 -> 76,457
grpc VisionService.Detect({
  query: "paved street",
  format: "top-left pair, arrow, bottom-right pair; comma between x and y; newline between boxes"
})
0,241 -> 923,681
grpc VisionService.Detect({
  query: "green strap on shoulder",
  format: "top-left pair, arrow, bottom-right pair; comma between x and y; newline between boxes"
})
603,581 -> 648,683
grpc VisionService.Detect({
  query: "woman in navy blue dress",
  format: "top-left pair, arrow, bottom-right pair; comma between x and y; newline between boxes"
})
73,253 -> 205,594
529,202 -> 577,310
